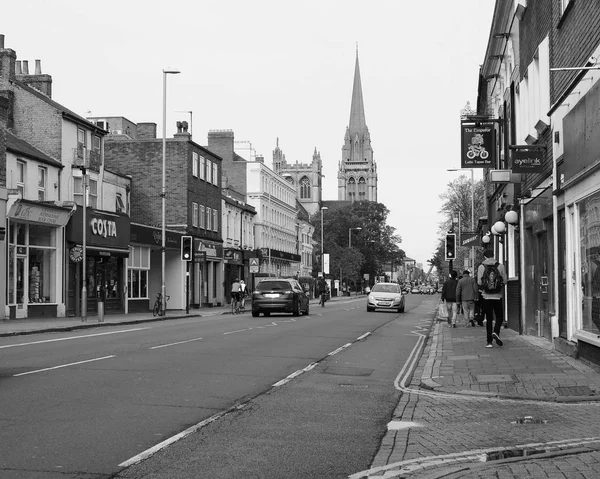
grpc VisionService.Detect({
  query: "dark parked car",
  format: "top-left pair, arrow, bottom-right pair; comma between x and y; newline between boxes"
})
251,278 -> 310,317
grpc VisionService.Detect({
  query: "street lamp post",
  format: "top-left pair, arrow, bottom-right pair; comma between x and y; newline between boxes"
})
347,227 -> 362,293
447,168 -> 475,270
162,69 -> 180,316
320,206 -> 328,275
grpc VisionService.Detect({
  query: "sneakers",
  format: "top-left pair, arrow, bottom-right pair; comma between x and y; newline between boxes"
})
492,332 -> 503,346
486,342 -> 493,348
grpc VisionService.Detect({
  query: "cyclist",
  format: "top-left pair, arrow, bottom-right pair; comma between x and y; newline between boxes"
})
231,278 -> 241,313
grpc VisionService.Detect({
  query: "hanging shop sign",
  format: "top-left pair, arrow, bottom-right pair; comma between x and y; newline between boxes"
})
511,146 -> 544,173
460,122 -> 496,168
69,245 -> 84,262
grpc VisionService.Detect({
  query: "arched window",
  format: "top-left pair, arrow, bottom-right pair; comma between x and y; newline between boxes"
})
358,177 -> 367,198
347,177 -> 356,201
300,176 -> 311,199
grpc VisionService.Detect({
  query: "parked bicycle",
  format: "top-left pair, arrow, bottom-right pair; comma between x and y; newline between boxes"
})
153,293 -> 170,317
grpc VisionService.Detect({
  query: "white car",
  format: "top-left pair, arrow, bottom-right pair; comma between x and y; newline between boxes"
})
367,283 -> 405,313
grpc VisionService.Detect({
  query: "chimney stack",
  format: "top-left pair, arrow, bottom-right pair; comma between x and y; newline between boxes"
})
0,34 -> 16,82
16,58 -> 52,97
15,60 -> 21,75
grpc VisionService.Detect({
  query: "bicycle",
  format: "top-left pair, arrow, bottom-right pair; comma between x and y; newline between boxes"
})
231,294 -> 241,315
153,293 -> 170,317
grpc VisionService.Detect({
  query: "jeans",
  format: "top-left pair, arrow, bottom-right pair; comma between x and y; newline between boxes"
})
482,298 -> 503,343
462,300 -> 476,321
445,301 -> 457,324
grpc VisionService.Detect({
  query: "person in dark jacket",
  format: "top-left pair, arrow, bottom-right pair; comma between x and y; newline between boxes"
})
441,270 -> 459,327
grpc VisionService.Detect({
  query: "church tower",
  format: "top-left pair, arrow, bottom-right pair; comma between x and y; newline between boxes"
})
273,138 -> 323,216
338,49 -> 377,202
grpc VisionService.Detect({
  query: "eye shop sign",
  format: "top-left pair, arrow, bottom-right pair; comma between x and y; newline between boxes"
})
512,148 -> 544,173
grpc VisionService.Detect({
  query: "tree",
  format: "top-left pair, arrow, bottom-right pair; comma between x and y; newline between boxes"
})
311,201 -> 403,288
434,174 -> 486,276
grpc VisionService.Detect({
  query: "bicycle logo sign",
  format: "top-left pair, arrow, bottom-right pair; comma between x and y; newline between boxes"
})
461,124 -> 495,168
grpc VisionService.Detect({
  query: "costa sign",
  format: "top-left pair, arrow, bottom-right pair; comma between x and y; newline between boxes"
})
91,218 -> 117,238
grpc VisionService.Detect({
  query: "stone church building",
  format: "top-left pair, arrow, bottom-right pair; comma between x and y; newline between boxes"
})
338,50 -> 378,202
273,49 -> 377,214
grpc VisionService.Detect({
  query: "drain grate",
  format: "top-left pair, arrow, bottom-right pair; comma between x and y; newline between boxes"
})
511,415 -> 548,424
486,448 -> 546,461
339,384 -> 369,389
555,385 -> 594,396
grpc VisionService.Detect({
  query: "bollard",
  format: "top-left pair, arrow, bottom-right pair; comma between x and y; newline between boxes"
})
97,286 -> 105,323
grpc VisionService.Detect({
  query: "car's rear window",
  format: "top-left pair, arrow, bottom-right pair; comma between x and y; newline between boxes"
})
256,281 -> 291,291
372,284 -> 400,293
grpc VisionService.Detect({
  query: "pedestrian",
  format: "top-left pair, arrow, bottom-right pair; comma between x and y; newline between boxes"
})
441,270 -> 459,327
239,280 -> 247,309
477,249 -> 507,348
456,269 -> 479,327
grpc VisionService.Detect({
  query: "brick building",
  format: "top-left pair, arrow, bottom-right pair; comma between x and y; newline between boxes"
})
477,1 -> 600,366
99,118 -> 224,309
0,34 -> 131,320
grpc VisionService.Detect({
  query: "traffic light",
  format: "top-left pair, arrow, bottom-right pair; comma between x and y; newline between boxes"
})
445,233 -> 456,261
181,236 -> 192,261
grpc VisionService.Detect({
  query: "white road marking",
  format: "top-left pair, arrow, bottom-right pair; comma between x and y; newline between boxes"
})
150,337 -> 203,349
357,332 -> 371,341
327,343 -> 352,356
118,401 -> 250,468
223,328 -> 251,335
0,327 -> 151,349
13,355 -> 116,377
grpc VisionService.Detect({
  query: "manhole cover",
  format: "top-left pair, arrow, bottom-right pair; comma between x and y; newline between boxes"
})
473,374 -> 516,383
555,385 -> 594,396
511,416 -> 548,424
322,366 -> 374,377
340,384 -> 369,389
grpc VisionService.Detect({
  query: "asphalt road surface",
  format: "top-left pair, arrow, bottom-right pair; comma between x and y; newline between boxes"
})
0,294 -> 434,478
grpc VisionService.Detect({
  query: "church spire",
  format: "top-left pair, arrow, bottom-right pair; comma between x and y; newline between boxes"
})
348,47 -> 366,134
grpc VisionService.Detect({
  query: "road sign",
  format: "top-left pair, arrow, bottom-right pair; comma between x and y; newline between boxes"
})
249,258 -> 259,267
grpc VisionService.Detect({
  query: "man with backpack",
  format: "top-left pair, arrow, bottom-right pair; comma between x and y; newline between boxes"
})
477,249 -> 507,348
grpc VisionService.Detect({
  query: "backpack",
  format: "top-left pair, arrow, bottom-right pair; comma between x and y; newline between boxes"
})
481,262 -> 503,294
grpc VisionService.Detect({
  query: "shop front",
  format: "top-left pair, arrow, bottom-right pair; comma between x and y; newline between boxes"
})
6,199 -> 74,319
223,248 -> 244,304
66,208 -> 130,316
193,239 -> 223,307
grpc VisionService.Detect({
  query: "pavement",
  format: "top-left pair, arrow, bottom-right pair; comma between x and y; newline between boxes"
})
358,305 -> 600,479
4,295 -> 600,478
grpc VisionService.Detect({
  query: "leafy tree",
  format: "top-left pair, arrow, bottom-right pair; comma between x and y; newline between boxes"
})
435,174 -> 486,276
311,201 -> 403,288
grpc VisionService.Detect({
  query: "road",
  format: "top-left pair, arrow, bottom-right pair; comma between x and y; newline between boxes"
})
0,294 -> 434,478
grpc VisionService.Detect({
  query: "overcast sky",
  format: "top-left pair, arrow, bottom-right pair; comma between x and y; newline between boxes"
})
3,0 -> 494,267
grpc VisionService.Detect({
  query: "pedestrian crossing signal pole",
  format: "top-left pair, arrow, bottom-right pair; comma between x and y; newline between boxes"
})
445,233 -> 456,275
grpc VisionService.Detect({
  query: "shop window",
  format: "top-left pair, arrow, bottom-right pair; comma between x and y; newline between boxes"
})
38,167 -> 47,201
127,246 -> 150,299
7,223 -> 56,304
16,161 -> 25,196
579,191 -> 600,335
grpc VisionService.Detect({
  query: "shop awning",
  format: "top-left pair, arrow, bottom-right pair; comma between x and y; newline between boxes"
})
8,199 -> 75,227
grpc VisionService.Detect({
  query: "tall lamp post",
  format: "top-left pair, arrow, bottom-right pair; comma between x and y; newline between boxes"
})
320,206 -> 328,275
162,69 -> 180,316
447,168 -> 475,270
346,227 -> 362,293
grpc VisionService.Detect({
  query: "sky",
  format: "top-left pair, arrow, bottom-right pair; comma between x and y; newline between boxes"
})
3,0 -> 494,267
